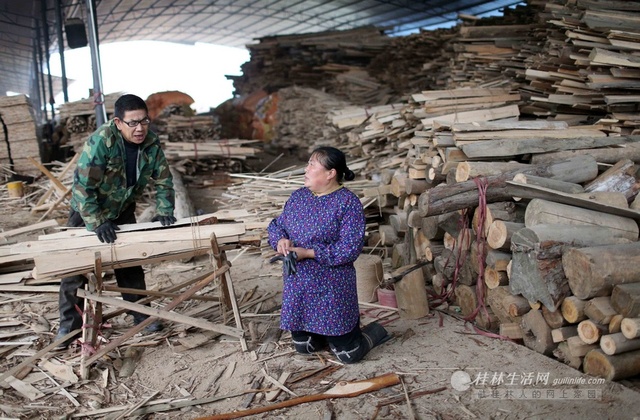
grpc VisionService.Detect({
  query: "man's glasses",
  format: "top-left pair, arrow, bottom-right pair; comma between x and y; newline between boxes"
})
120,117 -> 151,127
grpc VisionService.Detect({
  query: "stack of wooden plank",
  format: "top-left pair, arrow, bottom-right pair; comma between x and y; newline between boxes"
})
162,139 -> 261,161
273,86 -> 352,150
524,1 -> 640,130
367,28 -> 456,93
0,95 -> 40,176
154,114 -> 220,143
0,212 -> 253,284
229,26 -> 391,105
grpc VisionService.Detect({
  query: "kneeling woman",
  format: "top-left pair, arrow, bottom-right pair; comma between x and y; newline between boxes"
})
267,146 -> 389,363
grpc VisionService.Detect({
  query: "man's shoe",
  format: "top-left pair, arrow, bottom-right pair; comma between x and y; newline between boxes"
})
132,313 -> 164,332
53,328 -> 77,350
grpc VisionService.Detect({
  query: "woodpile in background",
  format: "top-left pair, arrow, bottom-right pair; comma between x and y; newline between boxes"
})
228,26 -> 393,105
0,95 -> 40,176
55,92 -> 120,153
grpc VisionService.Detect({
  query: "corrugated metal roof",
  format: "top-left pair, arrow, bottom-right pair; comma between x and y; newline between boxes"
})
0,0 -> 521,117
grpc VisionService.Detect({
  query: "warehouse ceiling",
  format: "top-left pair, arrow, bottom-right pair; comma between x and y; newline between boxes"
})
0,0 -> 521,117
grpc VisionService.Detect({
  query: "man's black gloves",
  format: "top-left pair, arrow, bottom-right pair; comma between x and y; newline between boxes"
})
152,215 -> 177,226
269,251 -> 298,276
95,220 -> 119,243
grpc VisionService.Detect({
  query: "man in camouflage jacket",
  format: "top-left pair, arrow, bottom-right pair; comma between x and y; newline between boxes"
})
56,94 -> 176,348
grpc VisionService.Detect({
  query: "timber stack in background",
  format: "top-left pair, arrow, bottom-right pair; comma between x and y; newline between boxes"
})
218,0 -> 640,382
0,95 -> 40,177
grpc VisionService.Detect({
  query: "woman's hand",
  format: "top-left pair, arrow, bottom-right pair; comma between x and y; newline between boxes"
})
290,247 -> 314,260
277,238 -> 294,256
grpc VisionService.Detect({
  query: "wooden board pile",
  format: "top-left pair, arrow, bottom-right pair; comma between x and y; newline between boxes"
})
153,104 -> 221,143
0,95 -> 40,176
56,92 -> 120,152
272,86 -> 352,149
524,1 -> 640,130
229,26 -> 392,105
366,28 -> 457,94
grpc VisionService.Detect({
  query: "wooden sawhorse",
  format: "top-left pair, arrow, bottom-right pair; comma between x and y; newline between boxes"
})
77,233 -> 247,379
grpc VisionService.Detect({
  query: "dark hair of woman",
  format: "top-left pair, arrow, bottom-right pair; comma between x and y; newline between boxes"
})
311,146 -> 355,183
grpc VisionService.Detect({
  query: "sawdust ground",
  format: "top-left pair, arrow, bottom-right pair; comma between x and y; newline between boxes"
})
2,148 -> 640,419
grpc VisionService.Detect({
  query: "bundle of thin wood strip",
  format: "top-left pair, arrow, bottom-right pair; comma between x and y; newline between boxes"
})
0,95 -> 40,176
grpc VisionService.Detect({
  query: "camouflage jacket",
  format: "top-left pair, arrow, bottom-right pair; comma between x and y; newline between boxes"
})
70,119 -> 175,231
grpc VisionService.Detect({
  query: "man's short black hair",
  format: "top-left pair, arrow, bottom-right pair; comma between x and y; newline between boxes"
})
114,94 -> 148,119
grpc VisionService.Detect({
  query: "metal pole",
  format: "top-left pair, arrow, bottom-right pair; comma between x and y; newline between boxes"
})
85,0 -> 106,125
35,20 -> 49,121
31,48 -> 44,123
54,0 -> 69,102
41,0 -> 56,119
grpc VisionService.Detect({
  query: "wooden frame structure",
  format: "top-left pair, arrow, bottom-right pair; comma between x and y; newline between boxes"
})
75,233 -> 247,379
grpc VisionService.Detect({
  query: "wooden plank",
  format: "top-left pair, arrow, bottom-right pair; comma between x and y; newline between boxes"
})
451,120 -> 568,132
460,136 -> 640,158
77,289 -> 243,337
0,220 -> 59,240
506,181 -> 640,221
421,104 -> 520,126
15,223 -> 245,254
37,211 -> 248,241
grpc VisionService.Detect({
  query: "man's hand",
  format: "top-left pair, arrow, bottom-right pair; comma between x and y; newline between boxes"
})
95,220 -> 119,243
152,215 -> 177,226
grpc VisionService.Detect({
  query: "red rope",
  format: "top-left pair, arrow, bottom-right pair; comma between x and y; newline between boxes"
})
74,304 -> 109,356
463,177 -> 490,323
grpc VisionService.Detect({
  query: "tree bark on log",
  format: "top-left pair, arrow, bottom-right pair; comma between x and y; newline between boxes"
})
531,142 -> 640,165
611,283 -> 640,318
583,349 -> 640,381
511,173 -> 584,195
487,286 -> 520,324
584,158 -> 637,198
584,297 -> 618,325
521,309 -> 556,356
552,326 -> 579,343
609,314 -> 624,334
472,201 -> 524,237
455,161 -> 532,182
554,342 -> 583,369
506,294 -> 530,318
567,335 -> 598,357
600,333 -> 640,356
417,156 -> 598,217
524,199 -> 639,242
393,265 -> 429,320
484,267 -> 508,289
563,242 -> 640,299
542,305 -> 567,329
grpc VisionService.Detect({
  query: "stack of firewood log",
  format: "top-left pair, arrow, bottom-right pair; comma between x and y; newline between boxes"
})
0,95 -> 40,176
56,93 -> 120,152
